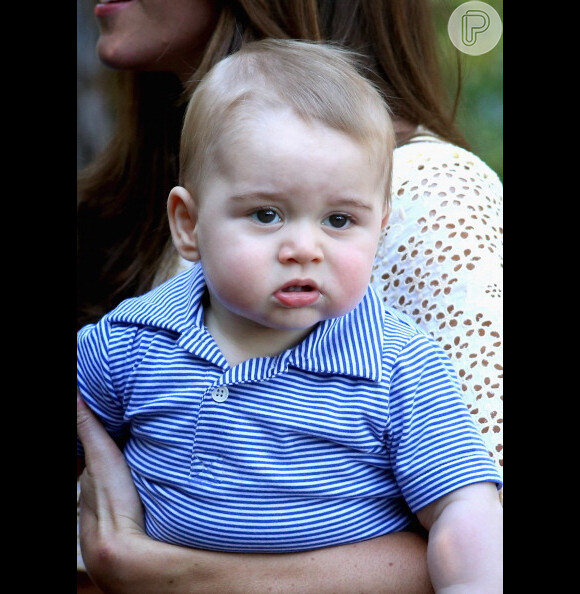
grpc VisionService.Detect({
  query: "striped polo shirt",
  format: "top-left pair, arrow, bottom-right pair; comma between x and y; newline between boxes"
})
77,263 -> 501,552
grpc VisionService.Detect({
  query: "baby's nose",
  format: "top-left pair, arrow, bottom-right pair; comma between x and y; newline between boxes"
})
278,226 -> 324,264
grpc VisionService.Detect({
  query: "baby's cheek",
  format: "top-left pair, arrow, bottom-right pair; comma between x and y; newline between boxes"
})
208,269 -> 259,308
332,254 -> 375,310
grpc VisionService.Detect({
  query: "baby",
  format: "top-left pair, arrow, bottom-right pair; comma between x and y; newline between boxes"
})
78,39 -> 502,591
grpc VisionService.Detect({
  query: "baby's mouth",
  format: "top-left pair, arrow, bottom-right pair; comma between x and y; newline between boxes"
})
283,285 -> 314,292
275,281 -> 320,307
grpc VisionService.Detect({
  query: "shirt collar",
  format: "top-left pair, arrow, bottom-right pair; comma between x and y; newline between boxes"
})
107,263 -> 205,333
107,263 -> 384,382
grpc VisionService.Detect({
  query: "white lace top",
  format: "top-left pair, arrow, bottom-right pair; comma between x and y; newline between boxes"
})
372,135 -> 503,476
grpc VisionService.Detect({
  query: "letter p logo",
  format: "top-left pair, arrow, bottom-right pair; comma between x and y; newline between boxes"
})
462,10 -> 490,46
448,1 -> 502,56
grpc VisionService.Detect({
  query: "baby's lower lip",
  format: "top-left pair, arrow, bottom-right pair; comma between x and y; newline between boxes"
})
274,286 -> 320,307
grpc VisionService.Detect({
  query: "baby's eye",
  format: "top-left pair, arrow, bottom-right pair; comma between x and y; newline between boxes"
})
323,213 -> 352,229
250,208 -> 282,225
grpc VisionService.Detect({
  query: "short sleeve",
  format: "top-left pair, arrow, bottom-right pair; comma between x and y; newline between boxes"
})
77,320 -> 130,453
385,333 -> 502,512
371,138 -> 503,477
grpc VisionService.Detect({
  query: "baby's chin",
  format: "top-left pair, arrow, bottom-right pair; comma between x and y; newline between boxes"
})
255,307 -> 350,333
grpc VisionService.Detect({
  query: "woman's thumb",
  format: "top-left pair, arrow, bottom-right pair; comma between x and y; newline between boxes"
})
77,389 -> 98,445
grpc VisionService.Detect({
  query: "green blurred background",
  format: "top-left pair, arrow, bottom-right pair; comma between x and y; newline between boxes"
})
433,0 -> 503,181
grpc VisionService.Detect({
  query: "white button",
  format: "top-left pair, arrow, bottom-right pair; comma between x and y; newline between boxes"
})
211,386 -> 229,402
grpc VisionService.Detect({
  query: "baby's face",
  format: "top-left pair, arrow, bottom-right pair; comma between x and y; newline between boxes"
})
195,107 -> 388,334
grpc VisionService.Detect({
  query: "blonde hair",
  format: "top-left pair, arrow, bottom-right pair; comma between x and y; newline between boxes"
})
179,39 -> 394,210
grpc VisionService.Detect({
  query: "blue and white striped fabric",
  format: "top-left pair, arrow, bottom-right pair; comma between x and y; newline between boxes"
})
77,263 -> 501,552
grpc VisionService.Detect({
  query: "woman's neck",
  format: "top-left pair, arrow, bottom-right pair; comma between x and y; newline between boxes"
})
393,118 -> 419,146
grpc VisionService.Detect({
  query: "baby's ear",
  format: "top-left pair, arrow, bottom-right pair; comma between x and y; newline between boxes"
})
167,186 -> 200,262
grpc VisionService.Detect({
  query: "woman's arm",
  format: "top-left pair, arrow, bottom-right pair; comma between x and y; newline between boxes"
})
78,393 -> 433,594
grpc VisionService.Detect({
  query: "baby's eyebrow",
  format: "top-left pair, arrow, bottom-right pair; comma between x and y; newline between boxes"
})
230,193 -> 374,211
229,192 -> 286,205
328,197 -> 374,211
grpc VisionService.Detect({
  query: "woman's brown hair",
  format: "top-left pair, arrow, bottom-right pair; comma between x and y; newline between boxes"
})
77,0 -> 466,329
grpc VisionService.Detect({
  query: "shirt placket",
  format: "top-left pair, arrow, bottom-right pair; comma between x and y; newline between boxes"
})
188,356 -> 290,482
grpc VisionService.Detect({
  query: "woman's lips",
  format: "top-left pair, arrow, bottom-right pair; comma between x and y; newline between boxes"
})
94,0 -> 134,17
274,281 -> 320,308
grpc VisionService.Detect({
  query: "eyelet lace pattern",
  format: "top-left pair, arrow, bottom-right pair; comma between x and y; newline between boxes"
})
371,136 -> 503,475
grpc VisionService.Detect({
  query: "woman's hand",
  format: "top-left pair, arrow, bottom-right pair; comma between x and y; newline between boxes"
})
77,390 -> 145,530
77,391 -> 432,593
77,391 -> 148,591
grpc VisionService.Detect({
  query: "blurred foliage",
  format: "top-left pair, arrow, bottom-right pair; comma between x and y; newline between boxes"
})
433,0 -> 503,181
